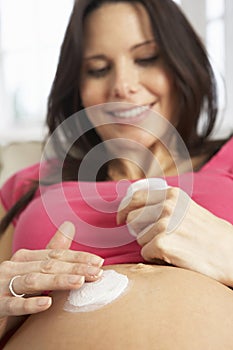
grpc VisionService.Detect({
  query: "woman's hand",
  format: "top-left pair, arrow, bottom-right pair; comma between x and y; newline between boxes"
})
0,221 -> 104,319
117,187 -> 233,286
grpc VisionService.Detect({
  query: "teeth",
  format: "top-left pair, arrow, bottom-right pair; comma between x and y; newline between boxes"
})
111,105 -> 149,118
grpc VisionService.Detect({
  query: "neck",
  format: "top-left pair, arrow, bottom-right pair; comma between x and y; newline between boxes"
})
107,140 -> 193,181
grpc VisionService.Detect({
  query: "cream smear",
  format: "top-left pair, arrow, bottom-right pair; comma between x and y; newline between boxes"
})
64,270 -> 129,312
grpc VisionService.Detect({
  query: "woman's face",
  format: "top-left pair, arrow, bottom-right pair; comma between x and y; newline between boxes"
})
80,2 -> 178,148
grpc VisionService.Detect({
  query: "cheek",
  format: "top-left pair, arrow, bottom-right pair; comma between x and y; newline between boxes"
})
148,70 -> 172,95
80,80 -> 106,107
148,70 -> 177,116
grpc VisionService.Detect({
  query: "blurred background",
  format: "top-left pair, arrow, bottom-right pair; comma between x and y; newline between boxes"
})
0,0 -> 232,143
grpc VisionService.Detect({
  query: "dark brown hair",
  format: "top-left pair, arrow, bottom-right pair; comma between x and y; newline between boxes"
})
0,0 -> 226,233
47,0 -> 218,153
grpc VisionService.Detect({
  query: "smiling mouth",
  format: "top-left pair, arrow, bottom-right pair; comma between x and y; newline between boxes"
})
106,103 -> 155,119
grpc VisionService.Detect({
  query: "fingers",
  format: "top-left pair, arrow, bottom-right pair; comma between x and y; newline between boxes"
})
0,257 -> 104,315
47,249 -> 104,266
46,221 -> 76,250
117,189 -> 167,224
119,187 -> 185,241
0,221 -> 105,319
140,233 -> 172,264
134,216 -> 171,264
126,203 -> 164,237
0,296 -> 52,317
10,249 -> 104,282
6,273 -> 85,296
12,249 -> 104,267
137,218 -> 168,246
38,260 -> 103,281
1,259 -> 103,286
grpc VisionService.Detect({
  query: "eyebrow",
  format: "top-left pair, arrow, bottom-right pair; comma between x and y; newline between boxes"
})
83,39 -> 156,61
131,39 -> 156,51
84,54 -> 107,61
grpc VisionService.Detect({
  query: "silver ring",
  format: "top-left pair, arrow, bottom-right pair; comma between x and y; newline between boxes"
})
9,275 -> 25,298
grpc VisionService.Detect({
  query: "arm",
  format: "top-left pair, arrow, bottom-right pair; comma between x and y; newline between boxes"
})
117,187 -> 233,287
0,201 -> 26,339
0,202 -> 14,263
0,202 -> 104,340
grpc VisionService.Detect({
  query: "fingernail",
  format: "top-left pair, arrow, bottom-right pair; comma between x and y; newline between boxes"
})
37,297 -> 52,307
88,269 -> 103,279
87,266 -> 103,276
68,275 -> 85,284
90,256 -> 104,267
59,221 -> 75,239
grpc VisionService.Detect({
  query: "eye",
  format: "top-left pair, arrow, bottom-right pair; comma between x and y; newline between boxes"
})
136,55 -> 160,66
86,66 -> 110,78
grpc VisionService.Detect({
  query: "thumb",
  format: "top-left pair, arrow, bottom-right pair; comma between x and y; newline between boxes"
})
46,221 -> 76,250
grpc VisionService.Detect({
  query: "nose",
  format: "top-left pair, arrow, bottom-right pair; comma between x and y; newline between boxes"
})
110,62 -> 139,99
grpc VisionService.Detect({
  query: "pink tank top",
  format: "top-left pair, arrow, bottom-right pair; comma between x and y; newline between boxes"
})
1,137 -> 233,265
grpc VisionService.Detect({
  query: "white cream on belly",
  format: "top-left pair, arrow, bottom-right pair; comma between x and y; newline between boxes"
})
64,270 -> 129,312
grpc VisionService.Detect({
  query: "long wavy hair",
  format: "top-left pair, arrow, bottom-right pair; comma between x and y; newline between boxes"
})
47,0 -> 218,156
0,0 -> 225,233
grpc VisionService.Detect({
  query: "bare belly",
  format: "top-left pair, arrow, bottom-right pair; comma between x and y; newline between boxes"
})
4,264 -> 233,350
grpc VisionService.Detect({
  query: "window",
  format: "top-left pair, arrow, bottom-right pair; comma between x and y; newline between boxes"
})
0,0 -> 74,141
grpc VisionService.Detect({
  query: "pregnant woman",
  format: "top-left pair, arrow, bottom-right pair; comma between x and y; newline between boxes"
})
1,0 -> 233,348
